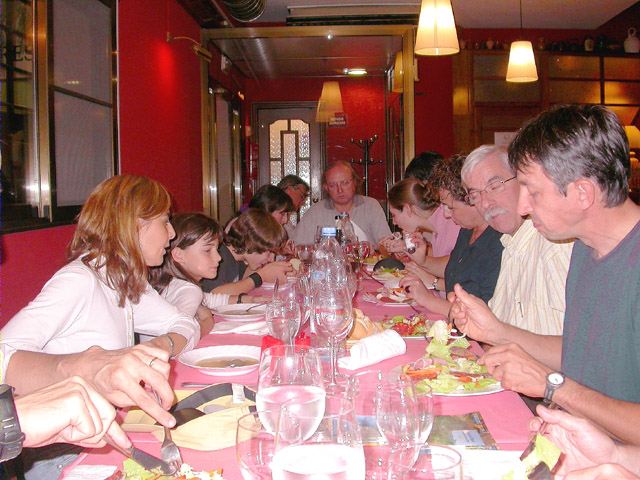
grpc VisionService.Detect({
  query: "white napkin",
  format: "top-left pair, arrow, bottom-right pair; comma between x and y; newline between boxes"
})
63,465 -> 117,480
210,320 -> 269,335
339,330 -> 406,370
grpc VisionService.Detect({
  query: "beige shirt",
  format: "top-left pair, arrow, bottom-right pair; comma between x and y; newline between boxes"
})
488,219 -> 573,336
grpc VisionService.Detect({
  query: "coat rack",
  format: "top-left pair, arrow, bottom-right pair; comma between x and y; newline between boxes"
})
350,134 -> 380,196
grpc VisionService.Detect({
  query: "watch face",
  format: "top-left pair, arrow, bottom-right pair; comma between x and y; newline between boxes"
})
548,372 -> 564,386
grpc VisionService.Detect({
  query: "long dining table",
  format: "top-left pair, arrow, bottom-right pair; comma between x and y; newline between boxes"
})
62,278 -> 533,478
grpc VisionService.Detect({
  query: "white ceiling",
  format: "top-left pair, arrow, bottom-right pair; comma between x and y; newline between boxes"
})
258,0 -> 637,30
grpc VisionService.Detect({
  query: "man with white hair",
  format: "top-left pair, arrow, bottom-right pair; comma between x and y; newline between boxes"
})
460,145 -> 573,335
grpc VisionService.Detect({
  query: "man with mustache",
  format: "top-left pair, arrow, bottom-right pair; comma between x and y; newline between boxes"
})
460,145 -> 573,335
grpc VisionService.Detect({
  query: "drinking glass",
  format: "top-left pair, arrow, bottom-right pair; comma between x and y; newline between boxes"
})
266,299 -> 301,345
255,345 -> 326,436
388,445 -> 462,480
236,410 -> 276,480
413,383 -> 434,444
296,244 -> 315,267
272,394 -> 365,480
376,375 -> 420,452
313,287 -> 353,392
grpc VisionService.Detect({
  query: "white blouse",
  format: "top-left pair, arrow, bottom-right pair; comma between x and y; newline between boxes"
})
0,258 -> 200,378
160,277 -> 230,314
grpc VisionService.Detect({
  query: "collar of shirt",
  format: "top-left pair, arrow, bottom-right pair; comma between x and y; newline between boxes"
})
500,218 -> 537,250
323,194 -> 365,211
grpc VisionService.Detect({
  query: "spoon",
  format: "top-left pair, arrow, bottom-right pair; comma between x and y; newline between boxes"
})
242,303 -> 266,313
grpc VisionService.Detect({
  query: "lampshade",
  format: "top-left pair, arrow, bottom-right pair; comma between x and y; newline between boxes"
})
625,125 -> 640,149
506,40 -> 538,82
392,51 -> 404,93
316,81 -> 343,123
414,0 -> 459,56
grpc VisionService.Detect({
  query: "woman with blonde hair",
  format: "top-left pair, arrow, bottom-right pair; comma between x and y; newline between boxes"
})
201,208 -> 292,295
0,175 -> 198,437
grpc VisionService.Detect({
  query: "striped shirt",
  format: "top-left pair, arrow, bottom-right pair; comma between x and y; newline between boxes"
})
488,219 -> 573,335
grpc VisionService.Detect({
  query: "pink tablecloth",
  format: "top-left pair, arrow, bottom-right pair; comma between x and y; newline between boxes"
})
63,280 -> 532,478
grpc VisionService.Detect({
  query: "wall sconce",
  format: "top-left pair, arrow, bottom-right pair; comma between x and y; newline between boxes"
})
626,125 -> 640,151
392,51 -> 403,93
414,0 -> 459,56
166,33 -> 213,63
316,81 -> 343,123
506,0 -> 538,82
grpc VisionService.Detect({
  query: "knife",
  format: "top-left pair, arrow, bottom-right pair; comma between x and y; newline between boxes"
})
110,442 -> 176,475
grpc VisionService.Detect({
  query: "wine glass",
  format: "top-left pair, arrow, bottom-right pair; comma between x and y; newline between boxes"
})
255,345 -> 326,436
413,383 -> 434,444
272,394 -> 365,480
376,375 -> 420,452
236,410 -> 276,480
313,286 -> 353,393
388,445 -> 462,479
266,299 -> 301,345
296,244 -> 314,268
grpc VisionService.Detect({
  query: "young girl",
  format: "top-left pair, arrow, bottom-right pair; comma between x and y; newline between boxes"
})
149,213 -> 265,336
201,208 -> 292,295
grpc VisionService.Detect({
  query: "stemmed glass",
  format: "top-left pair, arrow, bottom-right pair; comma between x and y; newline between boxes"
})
313,286 -> 354,393
272,394 -> 365,480
375,375 -> 420,452
296,244 -> 314,269
255,345 -> 326,436
265,299 -> 301,345
236,410 -> 276,480
414,383 -> 434,445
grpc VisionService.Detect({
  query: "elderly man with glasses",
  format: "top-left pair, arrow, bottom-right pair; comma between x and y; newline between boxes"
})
291,161 -> 391,247
460,144 -> 573,336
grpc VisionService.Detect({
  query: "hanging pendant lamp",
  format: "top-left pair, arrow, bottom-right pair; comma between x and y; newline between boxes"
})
506,0 -> 538,82
415,0 -> 459,56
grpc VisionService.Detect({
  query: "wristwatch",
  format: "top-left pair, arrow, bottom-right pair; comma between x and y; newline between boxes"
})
543,372 -> 565,405
0,384 -> 25,463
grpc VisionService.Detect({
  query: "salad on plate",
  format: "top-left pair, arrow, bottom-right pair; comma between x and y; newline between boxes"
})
382,313 -> 430,337
402,320 -> 502,395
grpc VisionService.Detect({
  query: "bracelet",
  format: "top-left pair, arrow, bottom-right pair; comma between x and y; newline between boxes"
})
237,293 -> 246,304
431,277 -> 439,291
249,272 -> 263,288
164,334 -> 175,358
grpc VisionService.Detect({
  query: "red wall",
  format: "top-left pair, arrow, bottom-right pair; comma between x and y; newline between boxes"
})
244,76 -> 388,200
0,0 -> 203,324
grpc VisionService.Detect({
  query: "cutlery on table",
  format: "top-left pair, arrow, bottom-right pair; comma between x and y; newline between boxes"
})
160,422 -> 183,473
241,302 -> 266,312
110,443 -> 176,476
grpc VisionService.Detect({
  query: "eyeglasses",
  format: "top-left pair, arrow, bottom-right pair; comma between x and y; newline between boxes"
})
464,176 -> 516,206
326,178 -> 353,190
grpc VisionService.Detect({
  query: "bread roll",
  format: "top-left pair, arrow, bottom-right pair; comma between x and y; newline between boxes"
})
348,308 -> 384,341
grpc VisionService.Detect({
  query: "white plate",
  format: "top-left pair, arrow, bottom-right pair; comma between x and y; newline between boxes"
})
435,383 -> 504,396
211,304 -> 266,322
178,345 -> 261,376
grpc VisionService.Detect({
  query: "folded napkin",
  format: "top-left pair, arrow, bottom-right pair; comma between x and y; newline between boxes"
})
210,319 -> 268,335
338,329 -> 406,370
461,448 -> 521,480
122,390 -> 254,451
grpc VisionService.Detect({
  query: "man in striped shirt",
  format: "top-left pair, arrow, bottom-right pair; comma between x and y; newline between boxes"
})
460,144 -> 573,335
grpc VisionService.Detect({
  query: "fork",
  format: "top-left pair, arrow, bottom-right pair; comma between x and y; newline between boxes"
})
152,390 -> 183,473
160,424 -> 183,474
520,401 -> 558,461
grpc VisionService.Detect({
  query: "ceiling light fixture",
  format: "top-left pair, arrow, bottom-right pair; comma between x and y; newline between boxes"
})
346,68 -> 367,76
506,0 -> 538,82
316,81 -> 343,123
414,0 -> 459,56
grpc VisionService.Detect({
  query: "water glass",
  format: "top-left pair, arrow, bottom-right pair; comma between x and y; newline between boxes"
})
273,394 -> 365,480
376,375 -> 420,451
256,345 -> 325,436
266,299 -> 301,345
236,410 -> 276,480
388,445 -> 462,480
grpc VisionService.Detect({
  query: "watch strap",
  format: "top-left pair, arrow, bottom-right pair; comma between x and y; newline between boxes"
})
0,385 -> 24,462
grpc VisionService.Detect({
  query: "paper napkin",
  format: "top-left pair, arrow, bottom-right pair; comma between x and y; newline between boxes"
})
210,320 -> 269,335
338,329 -> 406,370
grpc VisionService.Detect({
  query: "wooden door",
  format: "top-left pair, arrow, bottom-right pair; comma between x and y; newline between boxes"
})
255,103 -> 324,225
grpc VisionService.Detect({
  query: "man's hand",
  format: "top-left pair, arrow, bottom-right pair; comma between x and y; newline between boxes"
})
479,343 -> 550,397
400,274 -> 434,307
16,376 -> 131,450
448,283 -> 503,344
257,261 -> 293,283
63,344 -> 176,428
